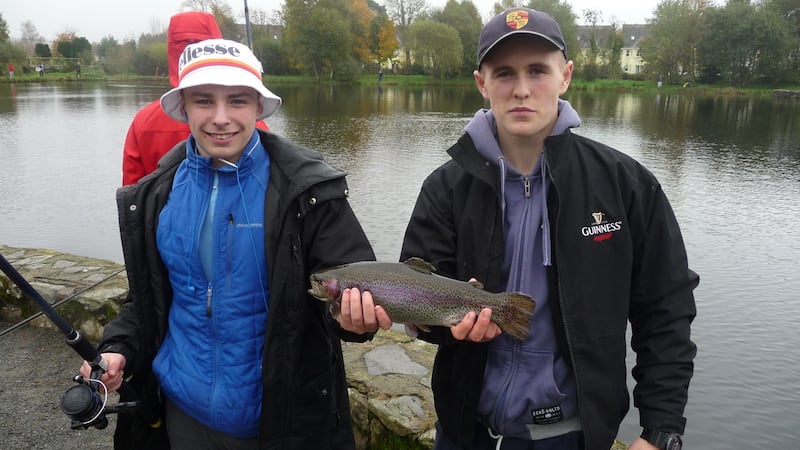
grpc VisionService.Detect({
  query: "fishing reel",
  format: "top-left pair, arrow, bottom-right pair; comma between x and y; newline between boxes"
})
61,374 -> 110,429
60,371 -> 146,430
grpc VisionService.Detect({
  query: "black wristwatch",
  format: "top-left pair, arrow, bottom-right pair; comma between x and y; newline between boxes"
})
640,429 -> 683,450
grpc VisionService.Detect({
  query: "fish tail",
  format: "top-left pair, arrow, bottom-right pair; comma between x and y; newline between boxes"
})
497,293 -> 536,340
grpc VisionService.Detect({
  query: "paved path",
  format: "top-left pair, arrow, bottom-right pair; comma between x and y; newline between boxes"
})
0,320 -> 116,449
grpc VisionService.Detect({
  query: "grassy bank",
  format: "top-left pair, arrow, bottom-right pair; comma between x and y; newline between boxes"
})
567,78 -> 791,98
3,70 -> 797,98
351,73 -> 796,98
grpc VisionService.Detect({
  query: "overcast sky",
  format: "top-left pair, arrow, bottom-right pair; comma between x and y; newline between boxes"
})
3,0 -> 666,43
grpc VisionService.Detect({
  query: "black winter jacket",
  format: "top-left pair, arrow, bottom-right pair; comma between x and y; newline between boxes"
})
101,130 -> 375,449
400,131 -> 698,450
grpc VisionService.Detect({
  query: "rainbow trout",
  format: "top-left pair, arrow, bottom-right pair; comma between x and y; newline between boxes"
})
308,257 -> 536,340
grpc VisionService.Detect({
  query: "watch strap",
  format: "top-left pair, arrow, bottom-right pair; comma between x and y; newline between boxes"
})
640,428 -> 682,450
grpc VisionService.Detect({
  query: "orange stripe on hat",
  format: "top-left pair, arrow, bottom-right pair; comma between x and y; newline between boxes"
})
179,58 -> 262,83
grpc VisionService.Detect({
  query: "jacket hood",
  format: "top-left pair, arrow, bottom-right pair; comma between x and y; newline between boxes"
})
463,99 -> 581,268
167,11 -> 223,87
465,98 -> 581,166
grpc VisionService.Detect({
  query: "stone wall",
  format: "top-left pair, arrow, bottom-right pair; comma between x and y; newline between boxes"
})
0,245 -> 128,341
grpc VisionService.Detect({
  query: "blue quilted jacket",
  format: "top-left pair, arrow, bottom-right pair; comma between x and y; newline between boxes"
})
154,132 -> 269,438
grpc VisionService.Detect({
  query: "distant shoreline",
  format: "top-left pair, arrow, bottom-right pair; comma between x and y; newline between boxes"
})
1,73 -> 796,98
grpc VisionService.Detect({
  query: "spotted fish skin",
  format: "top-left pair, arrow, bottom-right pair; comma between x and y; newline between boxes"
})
308,257 -> 536,340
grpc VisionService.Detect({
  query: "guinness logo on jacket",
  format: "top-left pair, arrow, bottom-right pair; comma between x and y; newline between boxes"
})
581,211 -> 623,242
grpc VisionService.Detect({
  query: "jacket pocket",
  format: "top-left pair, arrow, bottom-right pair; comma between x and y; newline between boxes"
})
477,345 -> 574,436
288,358 -> 338,435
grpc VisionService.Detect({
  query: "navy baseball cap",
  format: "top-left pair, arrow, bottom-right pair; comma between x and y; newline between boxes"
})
477,8 -> 567,67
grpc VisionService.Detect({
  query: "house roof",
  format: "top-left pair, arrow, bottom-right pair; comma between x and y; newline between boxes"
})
620,24 -> 648,49
575,25 -> 616,50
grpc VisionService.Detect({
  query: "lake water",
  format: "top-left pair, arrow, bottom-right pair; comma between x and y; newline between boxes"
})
1,81 -> 798,449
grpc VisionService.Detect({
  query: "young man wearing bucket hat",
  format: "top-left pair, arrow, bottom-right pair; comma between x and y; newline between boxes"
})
346,7 -> 697,450
121,11 -> 270,186
80,38 -> 376,449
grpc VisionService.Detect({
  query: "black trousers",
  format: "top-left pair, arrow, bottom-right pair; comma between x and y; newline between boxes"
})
164,399 -> 259,450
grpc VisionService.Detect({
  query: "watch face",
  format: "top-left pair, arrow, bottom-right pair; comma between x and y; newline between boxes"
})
665,435 -> 683,450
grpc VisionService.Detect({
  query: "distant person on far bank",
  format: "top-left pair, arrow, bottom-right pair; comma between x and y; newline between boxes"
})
121,11 -> 268,186
7,63 -> 14,78
75,62 -> 81,78
342,7 -> 698,450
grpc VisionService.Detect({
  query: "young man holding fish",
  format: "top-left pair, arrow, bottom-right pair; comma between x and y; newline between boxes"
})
341,7 -> 697,450
80,39 -> 375,449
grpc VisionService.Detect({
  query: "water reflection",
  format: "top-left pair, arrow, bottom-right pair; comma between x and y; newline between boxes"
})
0,82 -> 799,449
570,91 -> 800,156
263,85 -> 481,262
0,82 -> 170,264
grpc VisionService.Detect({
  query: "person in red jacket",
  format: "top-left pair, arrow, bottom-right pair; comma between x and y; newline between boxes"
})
122,11 -> 268,185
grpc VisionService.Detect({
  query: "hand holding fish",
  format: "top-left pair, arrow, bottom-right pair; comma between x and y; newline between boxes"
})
450,307 -> 502,342
336,287 -> 393,334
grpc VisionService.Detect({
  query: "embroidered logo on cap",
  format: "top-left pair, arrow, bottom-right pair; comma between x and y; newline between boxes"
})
581,211 -> 623,242
506,10 -> 529,30
177,42 -> 261,82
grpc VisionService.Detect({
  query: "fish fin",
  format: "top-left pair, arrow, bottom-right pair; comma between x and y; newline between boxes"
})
496,292 -> 536,340
403,257 -> 437,274
329,301 -> 341,319
404,324 -> 419,338
416,324 -> 432,333
468,279 -> 484,290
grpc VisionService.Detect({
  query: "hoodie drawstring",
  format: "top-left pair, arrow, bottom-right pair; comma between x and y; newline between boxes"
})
498,155 -> 508,230
541,156 -> 552,266
488,427 -> 504,450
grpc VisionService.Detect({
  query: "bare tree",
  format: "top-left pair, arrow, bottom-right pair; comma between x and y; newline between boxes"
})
384,0 -> 428,72
492,0 -> 524,15
0,13 -> 8,42
180,0 -> 221,12
181,0 -> 241,41
384,0 -> 427,27
20,21 -> 44,55
583,9 -> 603,67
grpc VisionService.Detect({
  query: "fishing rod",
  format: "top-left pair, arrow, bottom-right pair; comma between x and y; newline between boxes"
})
0,252 -> 161,431
0,267 -> 125,338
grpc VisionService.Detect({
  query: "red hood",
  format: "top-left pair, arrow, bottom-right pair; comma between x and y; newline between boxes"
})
167,11 -> 222,87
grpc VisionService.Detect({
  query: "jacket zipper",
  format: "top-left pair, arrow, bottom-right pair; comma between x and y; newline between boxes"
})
227,214 -> 234,293
206,284 -> 213,317
205,173 -> 219,318
545,157 -> 587,445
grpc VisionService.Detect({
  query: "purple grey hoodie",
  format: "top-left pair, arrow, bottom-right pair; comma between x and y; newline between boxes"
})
464,100 -> 583,440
